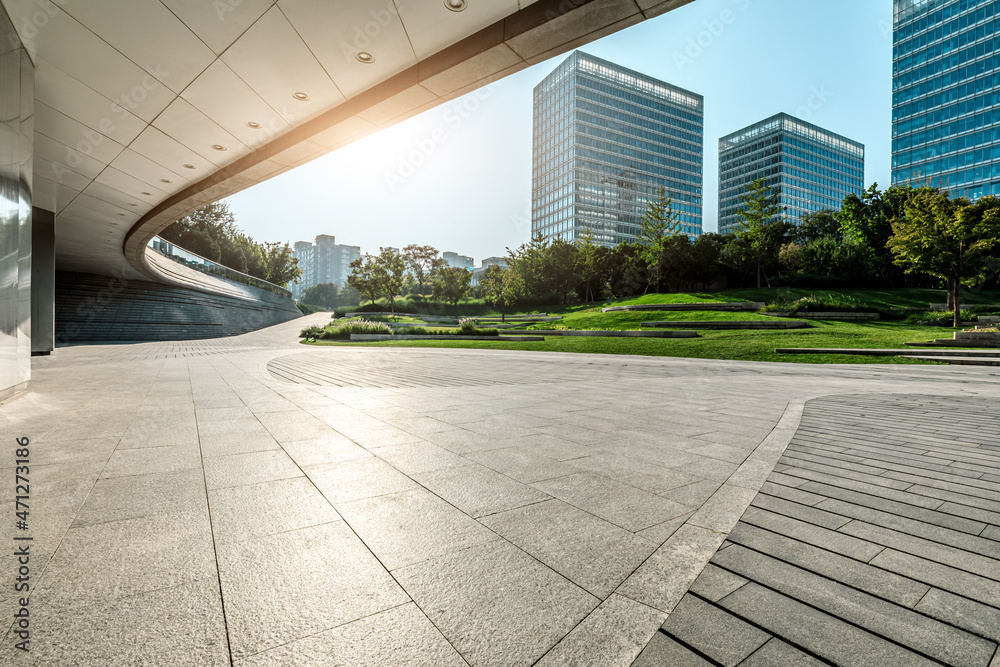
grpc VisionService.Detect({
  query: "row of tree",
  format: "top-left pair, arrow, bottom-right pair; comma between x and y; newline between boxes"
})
345,245 -> 474,314
160,202 -> 302,286
333,182 -> 1000,327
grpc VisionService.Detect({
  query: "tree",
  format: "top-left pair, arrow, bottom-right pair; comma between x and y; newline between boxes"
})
796,209 -> 842,243
638,186 -> 681,292
260,242 -> 302,286
545,238 -> 579,304
506,231 -> 552,299
838,183 -> 910,284
889,189 -> 1000,327
159,201 -> 300,287
734,178 -> 784,288
300,283 -> 339,309
479,264 -> 523,322
402,244 -> 439,295
575,228 -> 604,302
347,254 -> 380,305
375,247 -> 407,316
432,266 -> 472,317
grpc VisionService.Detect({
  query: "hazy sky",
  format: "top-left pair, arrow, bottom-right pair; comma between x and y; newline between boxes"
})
225,0 -> 893,264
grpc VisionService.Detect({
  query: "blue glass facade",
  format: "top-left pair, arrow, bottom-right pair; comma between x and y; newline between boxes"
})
892,0 -> 1000,197
718,113 -> 864,235
532,51 -> 703,247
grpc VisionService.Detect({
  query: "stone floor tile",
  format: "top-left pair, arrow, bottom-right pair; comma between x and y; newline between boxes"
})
393,540 -> 599,667
533,472 -> 693,532
305,456 -> 419,504
415,464 -> 550,518
337,487 -> 499,570
101,444 -> 202,478
72,468 -> 206,527
237,603 -> 466,667
480,499 -> 658,598
33,509 -> 216,610
617,524 -> 727,613
632,632 -> 713,667
203,450 -> 303,490
663,594 -> 770,667
466,446 -> 578,483
216,521 -> 409,660
370,440 -> 468,475
535,594 -> 665,667
0,580 -> 229,666
208,476 -> 341,544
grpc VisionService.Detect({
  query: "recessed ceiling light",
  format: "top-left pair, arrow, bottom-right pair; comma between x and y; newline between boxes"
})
246,121 -> 261,129
356,52 -> 375,64
293,92 -> 310,101
160,179 -> 172,184
444,0 -> 467,11
183,163 -> 196,169
212,144 -> 227,151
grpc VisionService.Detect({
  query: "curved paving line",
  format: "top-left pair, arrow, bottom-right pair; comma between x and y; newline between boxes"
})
633,394 -> 1000,667
533,398 -> 808,665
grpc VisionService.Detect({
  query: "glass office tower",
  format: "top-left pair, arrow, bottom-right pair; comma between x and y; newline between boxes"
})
531,51 -> 703,247
892,0 -> 1000,198
718,113 -> 865,235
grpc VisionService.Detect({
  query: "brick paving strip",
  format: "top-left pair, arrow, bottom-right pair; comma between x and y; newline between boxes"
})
637,394 -> 1000,667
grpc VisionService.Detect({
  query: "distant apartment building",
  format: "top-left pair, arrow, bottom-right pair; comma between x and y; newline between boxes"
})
471,256 -> 508,287
442,252 -> 474,269
718,113 -> 865,235
531,50 -> 704,248
290,235 -> 361,300
892,0 -> 1000,198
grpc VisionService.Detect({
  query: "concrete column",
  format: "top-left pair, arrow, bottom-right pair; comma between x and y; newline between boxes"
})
31,207 -> 55,355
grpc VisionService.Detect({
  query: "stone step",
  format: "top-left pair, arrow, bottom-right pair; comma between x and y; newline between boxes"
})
776,347 -> 1000,358
602,302 -> 763,313
503,329 -> 697,338
769,312 -> 880,320
909,356 -> 1000,366
642,320 -> 809,330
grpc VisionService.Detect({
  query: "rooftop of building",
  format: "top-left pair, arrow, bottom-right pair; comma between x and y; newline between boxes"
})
719,112 -> 864,158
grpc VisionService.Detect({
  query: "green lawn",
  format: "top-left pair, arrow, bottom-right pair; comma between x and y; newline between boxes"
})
303,288 -> 1000,364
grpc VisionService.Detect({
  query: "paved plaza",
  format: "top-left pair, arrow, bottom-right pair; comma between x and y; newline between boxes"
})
2,314 -> 1000,666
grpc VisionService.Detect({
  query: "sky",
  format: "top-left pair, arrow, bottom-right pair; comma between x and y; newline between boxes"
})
225,0 -> 893,264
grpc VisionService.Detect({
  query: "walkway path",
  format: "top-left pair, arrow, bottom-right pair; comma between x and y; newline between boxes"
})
1,314 -> 998,666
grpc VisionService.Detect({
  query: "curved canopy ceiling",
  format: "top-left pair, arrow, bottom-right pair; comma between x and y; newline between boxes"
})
1,0 -> 692,282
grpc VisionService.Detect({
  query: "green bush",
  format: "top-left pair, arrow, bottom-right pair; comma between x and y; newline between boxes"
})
761,294 -> 884,315
299,325 -> 325,339
316,318 -> 393,340
297,302 -> 326,315
905,310 -> 973,326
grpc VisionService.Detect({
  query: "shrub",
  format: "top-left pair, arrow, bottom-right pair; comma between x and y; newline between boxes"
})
761,294 -> 883,315
299,325 -> 325,339
905,310 -> 975,326
297,303 -> 326,315
318,318 -> 393,340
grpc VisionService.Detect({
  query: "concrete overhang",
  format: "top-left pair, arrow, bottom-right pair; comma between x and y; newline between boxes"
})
1,0 -> 694,286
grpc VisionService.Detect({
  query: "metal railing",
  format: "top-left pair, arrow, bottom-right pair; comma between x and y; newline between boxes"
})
148,237 -> 293,298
